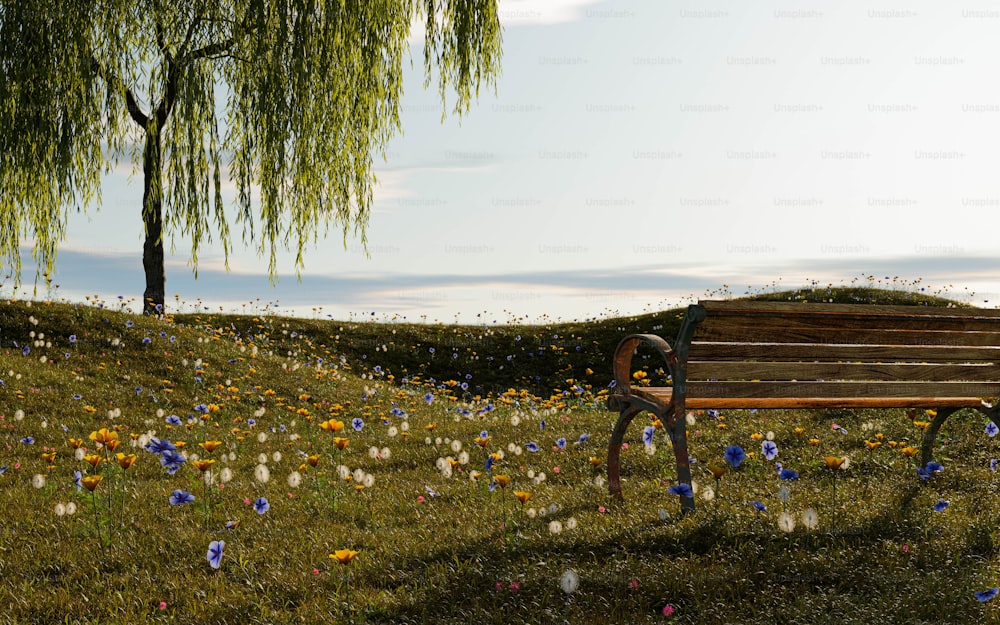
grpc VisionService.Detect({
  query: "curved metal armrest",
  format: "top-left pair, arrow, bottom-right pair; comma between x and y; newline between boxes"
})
612,334 -> 674,394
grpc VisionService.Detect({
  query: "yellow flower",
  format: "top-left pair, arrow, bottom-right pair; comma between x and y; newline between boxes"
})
41,451 -> 57,464
116,453 -> 137,470
425,423 -> 437,431
808,438 -> 820,446
900,446 -> 918,457
493,474 -> 511,488
824,456 -> 845,469
865,440 -> 882,450
588,456 -> 603,467
793,427 -> 805,436
199,440 -> 223,453
474,435 -> 490,448
331,549 -> 359,564
750,433 -> 763,441
514,491 -> 532,504
707,462 -> 727,479
320,419 -> 345,432
84,453 -> 103,468
68,438 -> 84,449
105,439 -> 120,452
632,370 -> 648,380
81,475 -> 103,492
192,459 -> 216,472
334,437 -> 349,450
651,418 -> 663,429
875,433 -> 884,441
306,454 -> 321,467
89,428 -> 118,445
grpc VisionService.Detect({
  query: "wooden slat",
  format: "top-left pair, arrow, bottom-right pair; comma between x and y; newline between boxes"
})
685,380 -> 1000,399
630,387 -> 987,410
698,311 -> 1000,333
700,299 -> 1000,318
687,361 -> 999,382
688,342 -> 1000,363
694,325 -> 1000,347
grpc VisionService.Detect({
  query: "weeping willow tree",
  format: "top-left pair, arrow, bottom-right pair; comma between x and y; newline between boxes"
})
0,1 -> 502,313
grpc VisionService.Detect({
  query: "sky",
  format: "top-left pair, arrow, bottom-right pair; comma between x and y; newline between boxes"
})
20,0 -> 1000,322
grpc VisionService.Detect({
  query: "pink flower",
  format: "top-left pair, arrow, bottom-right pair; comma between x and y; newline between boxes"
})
159,602 -> 167,610
312,568 -> 320,575
662,604 -> 675,617
510,581 -> 520,593
243,497 -> 252,506
621,443 -> 629,450
598,505 -> 606,513
553,466 -> 560,474
417,495 -> 425,503
13,462 -> 19,470
902,544 -> 910,552
495,582 -> 504,592
629,579 -> 639,589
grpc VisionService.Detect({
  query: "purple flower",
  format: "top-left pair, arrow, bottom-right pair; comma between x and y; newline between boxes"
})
987,422 -> 999,437
556,437 -> 567,450
524,442 -> 540,453
750,500 -> 767,512
207,540 -> 225,569
642,426 -> 656,446
779,468 -> 799,480
169,490 -> 195,505
761,440 -> 778,461
352,418 -> 364,432
933,499 -> 949,512
975,587 -> 999,602
667,483 -> 694,498
254,497 -> 270,514
724,445 -> 745,468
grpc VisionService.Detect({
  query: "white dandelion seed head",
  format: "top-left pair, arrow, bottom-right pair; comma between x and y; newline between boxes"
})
802,507 -> 819,530
156,408 -> 165,418
566,517 -> 578,530
435,437 -> 443,446
840,457 -> 851,470
425,437 -> 433,445
188,453 -> 200,464
538,507 -> 547,517
778,486 -> 791,502
507,443 -> 517,453
74,448 -> 86,461
686,412 -> 696,426
527,469 -> 535,479
510,415 -> 521,427
400,421 -> 409,432
496,450 -> 505,460
560,569 -> 580,594
337,465 -> 351,479
435,457 -> 447,471
548,520 -> 563,534
257,433 -> 268,444
32,474 -> 46,489
766,431 -> 775,441
219,467 -> 233,483
451,440 -> 463,453
369,446 -> 380,459
257,453 -> 268,465
272,452 -> 282,463
203,470 -> 216,486
65,502 -> 77,516
549,503 -> 560,514
287,471 -> 302,488
645,443 -> 656,456
702,486 -> 715,502
537,472 -> 546,483
387,426 -> 398,438
441,463 -> 453,479
363,474 -> 375,488
14,410 -> 24,421
54,503 -> 65,517
228,452 -> 236,462
778,512 -> 796,533
658,508 -> 669,521
254,464 -> 270,484
380,447 -> 391,460
353,468 -> 365,483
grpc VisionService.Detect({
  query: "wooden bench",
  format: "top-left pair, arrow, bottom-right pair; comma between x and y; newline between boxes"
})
605,299 -> 1000,512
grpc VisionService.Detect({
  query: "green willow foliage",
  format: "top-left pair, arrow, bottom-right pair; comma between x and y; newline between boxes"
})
0,1 -> 502,308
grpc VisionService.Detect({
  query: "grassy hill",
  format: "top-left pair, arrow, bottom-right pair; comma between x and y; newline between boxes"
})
0,287 -> 996,624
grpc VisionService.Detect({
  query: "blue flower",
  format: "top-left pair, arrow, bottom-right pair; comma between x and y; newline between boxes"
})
485,455 -> 495,472
20,437 -> 34,445
762,440 -> 778,461
525,442 -> 540,453
142,337 -> 152,345
194,403 -> 209,413
207,540 -> 225,569
667,483 -> 694,498
73,470 -> 82,492
975,587 -> 1000,602
779,468 -> 799,480
556,437 -> 567,450
933,499 -> 950,512
643,426 -> 656,446
724,445 -> 745,468
68,335 -> 76,343
991,459 -> 998,472
987,422 -> 999,437
576,433 -> 590,445
707,409 -> 720,418
750,500 -> 767,512
165,415 -> 182,426
424,393 -> 434,404
254,497 -> 270,514
352,418 -> 364,432
144,438 -> 176,455
169,490 -> 195,505
540,419 -> 546,431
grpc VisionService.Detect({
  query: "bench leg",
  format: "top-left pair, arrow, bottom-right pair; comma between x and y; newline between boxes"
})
667,409 -> 695,514
608,405 -> 642,500
919,407 -> 960,468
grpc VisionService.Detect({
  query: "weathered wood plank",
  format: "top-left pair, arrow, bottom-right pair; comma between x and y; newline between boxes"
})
631,387 -> 988,410
687,342 -> 1000,363
694,325 -> 1000,346
700,299 -> 1000,318
686,361 -> 999,382
697,311 -> 1000,333
685,380 -> 1000,399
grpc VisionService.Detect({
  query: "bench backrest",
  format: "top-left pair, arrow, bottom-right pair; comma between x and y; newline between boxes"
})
680,300 -> 1000,404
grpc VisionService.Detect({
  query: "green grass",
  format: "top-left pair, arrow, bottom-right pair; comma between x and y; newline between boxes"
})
0,287 -> 998,624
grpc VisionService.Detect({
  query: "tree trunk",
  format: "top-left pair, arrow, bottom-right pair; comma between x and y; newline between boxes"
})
141,128 -> 165,315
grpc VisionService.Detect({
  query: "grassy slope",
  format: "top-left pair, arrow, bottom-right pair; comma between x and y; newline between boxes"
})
0,288 -> 996,624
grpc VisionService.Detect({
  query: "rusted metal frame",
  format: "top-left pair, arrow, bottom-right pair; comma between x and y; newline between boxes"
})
919,401 -> 1000,467
667,304 -> 707,513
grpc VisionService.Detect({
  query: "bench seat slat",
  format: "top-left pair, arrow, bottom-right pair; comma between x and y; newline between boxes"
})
687,361 -> 999,382
695,325 -> 1000,346
700,313 -> 1000,333
632,387 -> 988,409
688,342 -> 1000,363
700,300 -> 1000,318
686,380 -> 1000,399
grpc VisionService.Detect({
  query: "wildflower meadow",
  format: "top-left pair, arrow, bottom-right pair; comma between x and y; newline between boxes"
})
2,284 -> 1000,624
